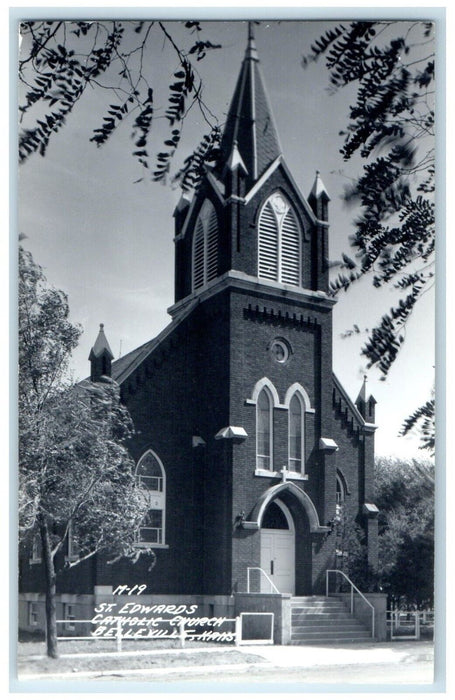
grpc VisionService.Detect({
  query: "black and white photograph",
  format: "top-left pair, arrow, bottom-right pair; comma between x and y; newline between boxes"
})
14,9 -> 440,692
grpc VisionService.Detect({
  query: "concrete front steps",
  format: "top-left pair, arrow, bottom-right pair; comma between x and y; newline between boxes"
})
290,596 -> 373,645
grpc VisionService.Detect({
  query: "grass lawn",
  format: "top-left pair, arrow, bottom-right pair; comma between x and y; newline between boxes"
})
17,638 -> 265,677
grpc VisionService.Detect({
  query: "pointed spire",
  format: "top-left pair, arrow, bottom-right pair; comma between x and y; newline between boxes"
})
89,324 -> 114,381
310,170 -> 330,200
174,192 -> 191,214
245,21 -> 259,61
356,374 -> 368,408
219,22 -> 281,187
226,139 -> 248,174
355,375 -> 377,422
90,323 -> 114,359
309,170 -> 330,221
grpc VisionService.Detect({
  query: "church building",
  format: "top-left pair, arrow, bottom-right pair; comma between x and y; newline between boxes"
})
20,25 -> 380,641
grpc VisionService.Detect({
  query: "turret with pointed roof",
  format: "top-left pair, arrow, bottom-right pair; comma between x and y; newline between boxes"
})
308,170 -> 330,222
355,375 -> 377,423
89,323 -> 114,381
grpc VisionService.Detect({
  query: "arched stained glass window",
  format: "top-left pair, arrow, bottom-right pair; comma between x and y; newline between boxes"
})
192,199 -> 219,291
258,193 -> 301,287
257,388 -> 273,470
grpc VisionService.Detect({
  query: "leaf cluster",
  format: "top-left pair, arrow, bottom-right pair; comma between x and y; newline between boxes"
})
304,21 -> 435,383
171,126 -> 222,191
336,456 -> 434,606
19,21 -> 125,161
19,20 -> 222,184
374,457 -> 434,607
399,397 -> 435,453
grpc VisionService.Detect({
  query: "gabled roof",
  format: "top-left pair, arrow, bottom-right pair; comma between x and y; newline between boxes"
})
219,22 -> 282,188
109,297 -> 200,385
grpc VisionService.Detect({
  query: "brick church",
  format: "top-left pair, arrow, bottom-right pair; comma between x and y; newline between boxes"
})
20,25 -> 380,635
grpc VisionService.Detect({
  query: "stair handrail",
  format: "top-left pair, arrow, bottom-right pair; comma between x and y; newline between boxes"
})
326,569 -> 375,638
247,567 -> 280,594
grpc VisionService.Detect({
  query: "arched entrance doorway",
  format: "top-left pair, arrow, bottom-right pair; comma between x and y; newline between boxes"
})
260,499 -> 295,594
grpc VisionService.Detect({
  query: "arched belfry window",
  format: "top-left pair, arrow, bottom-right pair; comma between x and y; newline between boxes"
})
257,387 -> 273,470
258,193 -> 301,286
135,450 -> 166,546
192,199 -> 219,291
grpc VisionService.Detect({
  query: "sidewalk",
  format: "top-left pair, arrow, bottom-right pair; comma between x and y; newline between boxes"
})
17,640 -> 434,682
241,640 -> 434,668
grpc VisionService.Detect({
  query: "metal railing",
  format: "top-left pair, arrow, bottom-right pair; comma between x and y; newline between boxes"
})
55,613 -> 276,649
56,617 -> 237,651
387,609 -> 434,640
247,567 -> 280,594
326,569 -> 375,639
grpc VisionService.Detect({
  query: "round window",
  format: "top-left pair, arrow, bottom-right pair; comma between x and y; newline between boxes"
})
270,339 -> 289,364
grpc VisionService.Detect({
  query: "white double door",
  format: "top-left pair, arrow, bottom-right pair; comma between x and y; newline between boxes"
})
260,527 -> 295,595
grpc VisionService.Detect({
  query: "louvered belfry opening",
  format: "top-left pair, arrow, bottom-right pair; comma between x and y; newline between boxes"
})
258,192 -> 301,287
192,199 -> 219,292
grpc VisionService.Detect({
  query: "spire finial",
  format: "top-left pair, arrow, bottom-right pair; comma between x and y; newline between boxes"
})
245,20 -> 258,61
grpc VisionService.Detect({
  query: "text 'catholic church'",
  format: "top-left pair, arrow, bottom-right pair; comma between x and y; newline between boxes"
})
20,25 -> 382,643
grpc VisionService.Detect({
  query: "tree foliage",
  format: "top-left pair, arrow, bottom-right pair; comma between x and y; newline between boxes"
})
19,20 -> 222,188
303,22 -> 435,403
375,457 -> 434,608
337,457 -> 434,607
19,246 -> 153,657
399,394 -> 435,454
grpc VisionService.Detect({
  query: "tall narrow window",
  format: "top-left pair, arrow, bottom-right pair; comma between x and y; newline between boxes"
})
257,388 -> 272,470
336,474 -> 346,505
192,199 -> 219,291
289,393 -> 304,472
258,193 -> 301,287
135,450 -> 166,546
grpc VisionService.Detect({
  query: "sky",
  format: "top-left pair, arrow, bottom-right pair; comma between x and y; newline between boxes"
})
17,17 -> 435,459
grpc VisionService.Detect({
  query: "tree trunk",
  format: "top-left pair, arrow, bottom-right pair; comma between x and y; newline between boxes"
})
39,515 -> 58,658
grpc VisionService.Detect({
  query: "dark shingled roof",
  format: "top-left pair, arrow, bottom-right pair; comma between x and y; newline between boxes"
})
110,338 -> 156,384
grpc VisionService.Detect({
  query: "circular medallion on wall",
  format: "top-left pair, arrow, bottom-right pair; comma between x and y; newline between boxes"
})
270,338 -> 291,364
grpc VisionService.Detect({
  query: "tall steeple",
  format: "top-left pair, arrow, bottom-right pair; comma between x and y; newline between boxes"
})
219,22 -> 282,188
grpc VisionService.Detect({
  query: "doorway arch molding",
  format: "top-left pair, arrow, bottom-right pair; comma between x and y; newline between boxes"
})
242,482 -> 330,533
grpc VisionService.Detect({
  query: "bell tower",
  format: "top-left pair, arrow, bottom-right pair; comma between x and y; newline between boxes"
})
172,22 -> 331,315
167,23 -> 341,595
